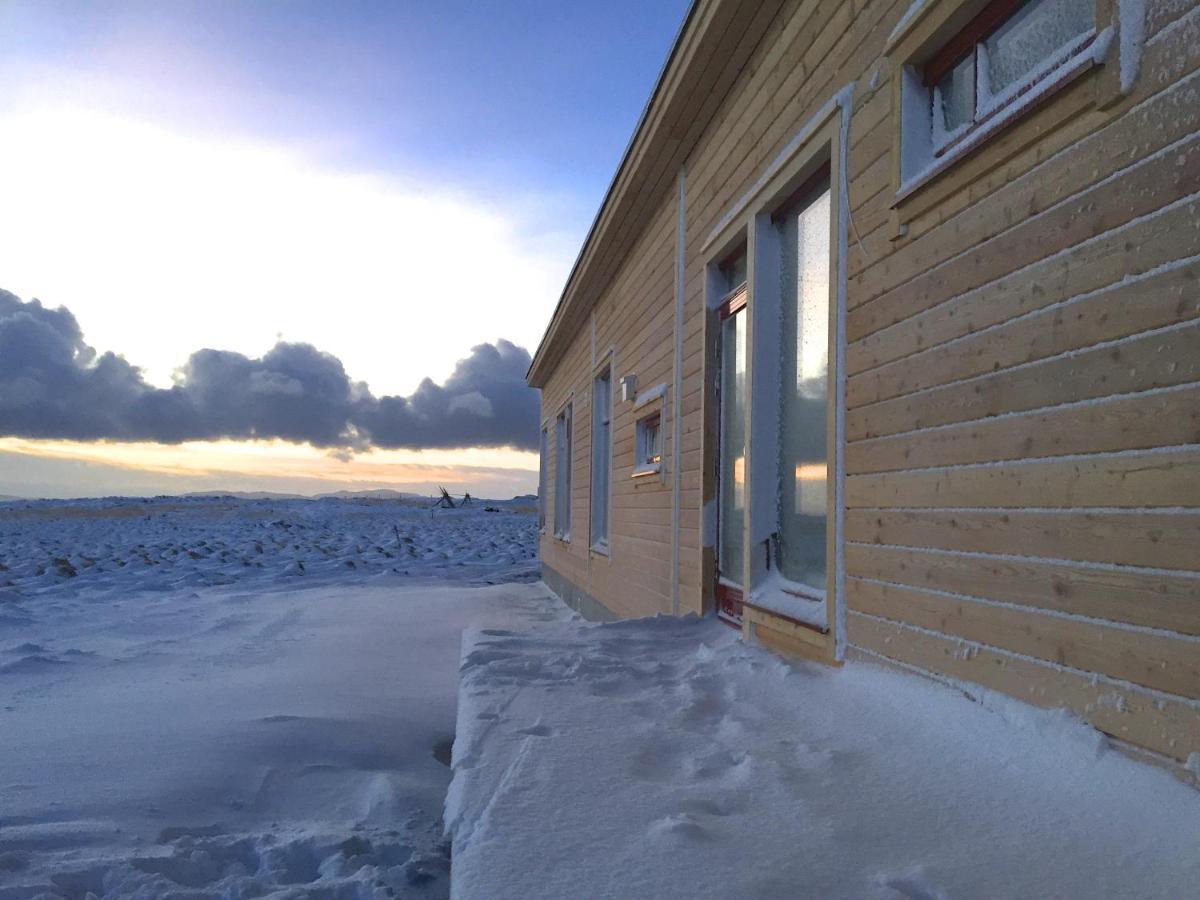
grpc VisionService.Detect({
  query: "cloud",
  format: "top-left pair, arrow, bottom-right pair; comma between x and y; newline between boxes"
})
0,289 -> 539,452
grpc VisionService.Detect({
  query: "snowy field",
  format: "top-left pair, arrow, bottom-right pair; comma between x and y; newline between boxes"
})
448,616 -> 1200,899
0,495 -> 539,603
0,497 -> 556,899
5,497 -> 1199,899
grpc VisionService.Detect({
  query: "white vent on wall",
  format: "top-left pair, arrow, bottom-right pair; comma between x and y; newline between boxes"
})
619,374 -> 637,403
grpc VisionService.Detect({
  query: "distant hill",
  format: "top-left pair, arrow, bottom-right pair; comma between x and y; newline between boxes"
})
182,489 -> 428,502
184,490 -> 309,500
315,489 -> 423,501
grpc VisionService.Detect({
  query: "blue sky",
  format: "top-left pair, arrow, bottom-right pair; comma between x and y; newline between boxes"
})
0,0 -> 691,498
2,0 -> 690,226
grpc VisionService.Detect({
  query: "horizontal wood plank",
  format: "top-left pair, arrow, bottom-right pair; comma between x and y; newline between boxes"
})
846,508 -> 1200,570
846,612 -> 1200,761
845,543 -> 1200,635
848,577 -> 1200,697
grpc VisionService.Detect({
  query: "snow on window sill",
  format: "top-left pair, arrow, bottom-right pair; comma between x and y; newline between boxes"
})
554,531 -> 571,544
633,382 -> 668,411
590,539 -> 610,557
747,572 -> 828,631
897,26 -> 1114,206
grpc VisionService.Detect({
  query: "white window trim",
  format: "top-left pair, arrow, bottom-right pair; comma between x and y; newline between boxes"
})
553,399 -> 573,543
701,87 -> 853,654
537,421 -> 549,534
590,362 -> 614,554
898,21 -> 1114,202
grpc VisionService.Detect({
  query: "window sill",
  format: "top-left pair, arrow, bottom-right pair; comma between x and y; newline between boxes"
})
553,532 -> 571,544
590,541 -> 610,558
631,463 -> 662,479
746,575 -> 828,632
896,26 -> 1113,207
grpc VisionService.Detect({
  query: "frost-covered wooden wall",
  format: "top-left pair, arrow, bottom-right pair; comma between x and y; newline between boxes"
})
839,0 -> 1200,770
532,0 -> 1200,771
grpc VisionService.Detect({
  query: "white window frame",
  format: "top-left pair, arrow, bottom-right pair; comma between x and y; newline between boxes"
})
897,0 -> 1113,199
554,401 -> 573,541
630,383 -> 668,481
590,365 -> 613,552
700,89 -> 851,653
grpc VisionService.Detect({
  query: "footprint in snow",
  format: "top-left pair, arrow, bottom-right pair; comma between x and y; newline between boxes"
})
877,869 -> 952,900
648,812 -> 712,843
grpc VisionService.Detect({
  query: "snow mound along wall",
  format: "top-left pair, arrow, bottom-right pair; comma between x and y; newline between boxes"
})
444,615 -> 1200,900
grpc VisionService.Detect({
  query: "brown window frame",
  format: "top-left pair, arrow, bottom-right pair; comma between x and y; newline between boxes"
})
922,0 -> 1098,159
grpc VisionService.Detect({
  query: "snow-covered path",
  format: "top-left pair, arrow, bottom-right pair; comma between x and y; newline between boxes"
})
0,499 -> 559,899
448,615 -> 1200,900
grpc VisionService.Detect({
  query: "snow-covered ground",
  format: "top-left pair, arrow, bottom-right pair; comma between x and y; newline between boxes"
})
0,497 -> 556,899
6,497 -> 1199,898
448,616 -> 1200,900
0,496 -> 539,604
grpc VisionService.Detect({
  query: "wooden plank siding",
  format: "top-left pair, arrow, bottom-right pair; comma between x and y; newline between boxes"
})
532,0 -> 1200,768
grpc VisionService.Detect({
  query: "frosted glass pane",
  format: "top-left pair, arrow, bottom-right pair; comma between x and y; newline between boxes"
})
776,185 -> 831,592
719,309 -> 746,584
936,53 -> 976,134
985,0 -> 1091,94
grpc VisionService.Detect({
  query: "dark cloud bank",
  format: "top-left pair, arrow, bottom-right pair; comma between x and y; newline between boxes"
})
0,289 -> 538,452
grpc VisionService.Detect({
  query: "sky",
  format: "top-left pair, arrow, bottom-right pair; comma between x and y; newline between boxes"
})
0,0 -> 691,499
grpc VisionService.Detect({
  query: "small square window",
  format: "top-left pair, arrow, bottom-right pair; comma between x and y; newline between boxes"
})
633,411 -> 663,477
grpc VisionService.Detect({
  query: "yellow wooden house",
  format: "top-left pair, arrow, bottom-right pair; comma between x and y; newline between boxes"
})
527,0 -> 1200,777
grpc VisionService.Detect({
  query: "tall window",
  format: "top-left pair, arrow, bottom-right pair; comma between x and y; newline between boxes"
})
554,403 -> 572,540
716,249 -> 748,620
538,425 -> 548,531
774,176 -> 832,595
590,368 -> 612,548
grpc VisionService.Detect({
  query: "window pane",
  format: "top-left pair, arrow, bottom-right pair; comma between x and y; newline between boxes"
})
984,0 -> 1092,95
719,309 -> 747,584
591,372 -> 610,544
538,427 -> 548,529
720,250 -> 747,294
555,416 -> 564,533
935,53 -> 976,135
776,184 -> 831,593
564,406 -> 572,534
555,406 -> 572,536
644,416 -> 660,465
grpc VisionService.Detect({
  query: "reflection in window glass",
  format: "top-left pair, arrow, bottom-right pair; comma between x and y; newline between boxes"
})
776,183 -> 831,593
935,54 -> 975,135
637,412 -> 662,468
984,0 -> 1092,94
719,308 -> 747,585
554,404 -> 572,538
